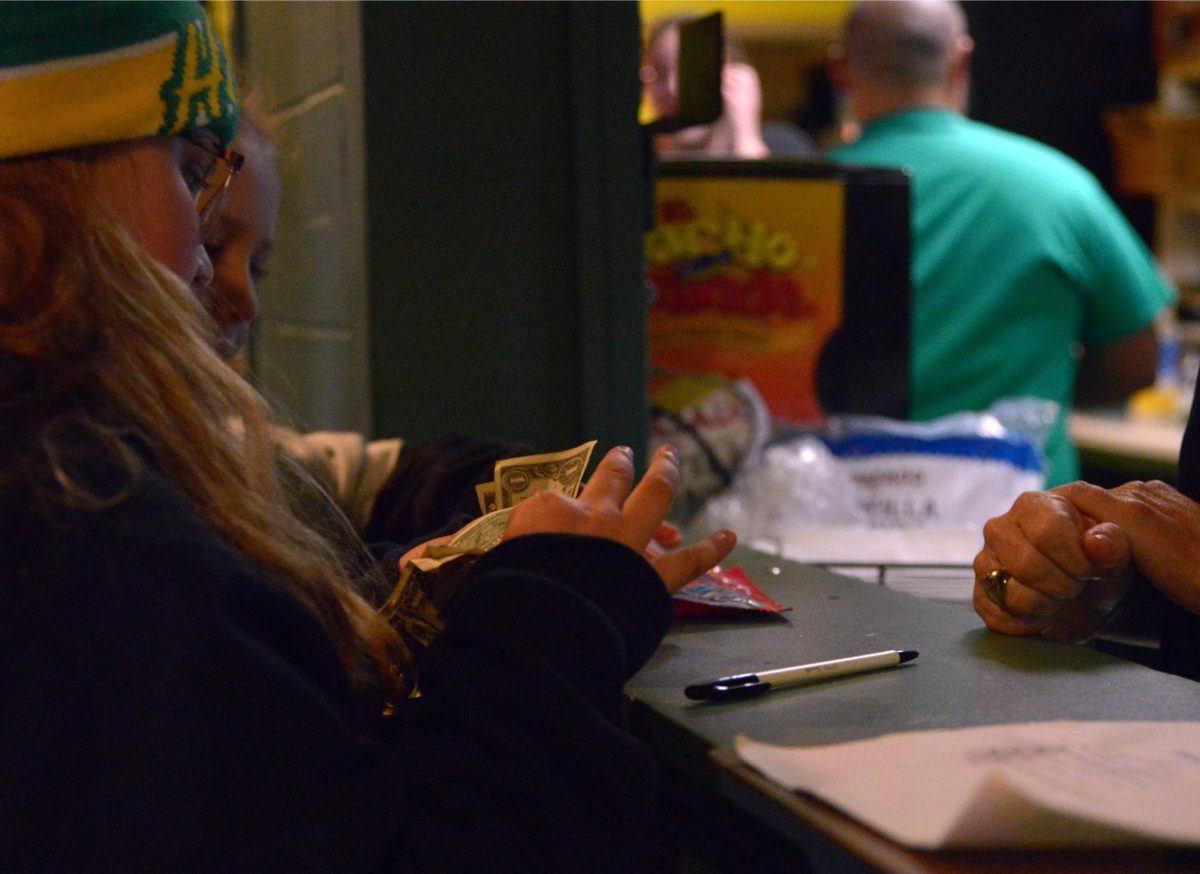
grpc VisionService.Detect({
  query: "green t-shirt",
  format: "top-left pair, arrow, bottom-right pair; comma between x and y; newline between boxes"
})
832,109 -> 1175,485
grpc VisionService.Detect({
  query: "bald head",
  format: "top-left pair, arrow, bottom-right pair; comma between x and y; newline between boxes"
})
836,0 -> 972,122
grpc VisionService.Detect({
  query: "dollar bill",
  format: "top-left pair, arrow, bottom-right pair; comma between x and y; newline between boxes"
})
493,440 -> 596,509
447,506 -> 514,552
475,481 -> 499,515
448,440 -> 599,556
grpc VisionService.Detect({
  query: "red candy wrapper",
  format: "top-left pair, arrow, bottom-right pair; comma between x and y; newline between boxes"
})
672,566 -> 788,619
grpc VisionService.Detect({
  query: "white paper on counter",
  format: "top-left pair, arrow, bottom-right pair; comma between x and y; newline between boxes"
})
735,721 -> 1200,848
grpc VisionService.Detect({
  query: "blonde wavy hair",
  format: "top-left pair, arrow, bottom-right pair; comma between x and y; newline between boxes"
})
0,152 -> 412,702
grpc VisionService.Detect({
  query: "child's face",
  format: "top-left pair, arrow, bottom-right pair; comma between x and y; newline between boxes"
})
88,135 -> 217,292
203,132 -> 280,362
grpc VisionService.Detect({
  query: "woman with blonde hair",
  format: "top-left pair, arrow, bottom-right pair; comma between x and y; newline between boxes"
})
0,3 -> 735,869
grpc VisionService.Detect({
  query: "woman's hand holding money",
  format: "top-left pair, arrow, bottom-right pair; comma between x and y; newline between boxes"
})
503,444 -> 736,592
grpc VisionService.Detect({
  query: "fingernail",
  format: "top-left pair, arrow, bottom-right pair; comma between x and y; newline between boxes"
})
1088,531 -> 1114,565
713,529 -> 736,550
659,444 -> 678,464
614,445 -> 633,458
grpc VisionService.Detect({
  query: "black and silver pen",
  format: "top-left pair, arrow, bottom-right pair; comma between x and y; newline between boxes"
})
684,649 -> 919,702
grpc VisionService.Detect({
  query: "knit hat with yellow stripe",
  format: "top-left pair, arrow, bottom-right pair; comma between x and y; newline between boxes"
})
0,1 -> 238,160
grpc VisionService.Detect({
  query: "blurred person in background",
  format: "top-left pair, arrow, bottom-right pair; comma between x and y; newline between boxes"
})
828,0 -> 1174,486
642,15 -> 817,159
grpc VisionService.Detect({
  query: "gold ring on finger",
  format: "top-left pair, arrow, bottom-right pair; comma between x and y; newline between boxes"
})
983,567 -> 1010,608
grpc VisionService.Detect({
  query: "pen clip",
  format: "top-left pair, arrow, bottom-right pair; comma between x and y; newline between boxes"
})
684,674 -> 771,702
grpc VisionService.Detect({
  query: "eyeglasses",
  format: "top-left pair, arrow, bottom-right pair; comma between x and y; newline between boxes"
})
182,133 -> 245,237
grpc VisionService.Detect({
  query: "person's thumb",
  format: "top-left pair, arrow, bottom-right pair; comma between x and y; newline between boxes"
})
1081,522 -> 1132,575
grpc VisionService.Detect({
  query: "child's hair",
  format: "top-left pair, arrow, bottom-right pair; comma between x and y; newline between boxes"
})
0,151 -> 413,701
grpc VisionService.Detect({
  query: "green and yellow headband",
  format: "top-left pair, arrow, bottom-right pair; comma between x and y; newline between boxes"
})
0,0 -> 238,160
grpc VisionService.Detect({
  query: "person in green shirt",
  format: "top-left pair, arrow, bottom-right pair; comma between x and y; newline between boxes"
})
828,0 -> 1175,486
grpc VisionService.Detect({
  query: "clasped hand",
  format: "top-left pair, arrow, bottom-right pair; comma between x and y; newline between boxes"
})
973,479 -> 1200,641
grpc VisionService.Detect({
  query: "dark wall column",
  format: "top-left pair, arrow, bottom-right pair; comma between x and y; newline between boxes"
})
362,1 -> 648,457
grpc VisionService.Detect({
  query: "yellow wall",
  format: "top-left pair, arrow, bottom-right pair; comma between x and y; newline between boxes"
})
640,1 -> 851,40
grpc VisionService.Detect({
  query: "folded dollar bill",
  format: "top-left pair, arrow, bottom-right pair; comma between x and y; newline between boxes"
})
449,440 -> 599,553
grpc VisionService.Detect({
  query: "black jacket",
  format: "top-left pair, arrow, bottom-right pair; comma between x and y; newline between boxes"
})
0,464 -> 672,871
